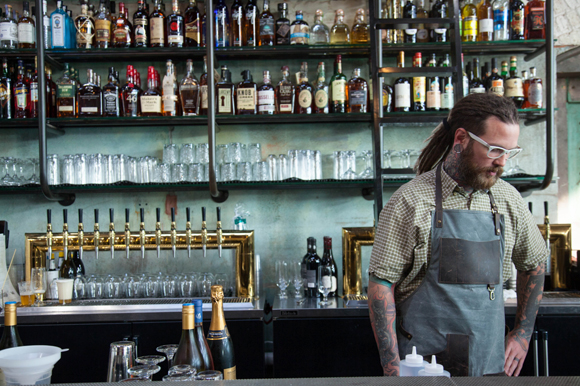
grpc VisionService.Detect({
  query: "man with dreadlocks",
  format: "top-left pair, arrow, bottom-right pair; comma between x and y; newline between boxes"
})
368,93 -> 547,377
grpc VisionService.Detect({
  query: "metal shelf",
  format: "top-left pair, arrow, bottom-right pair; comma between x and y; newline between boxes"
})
461,40 -> 546,55
379,67 -> 457,75
374,18 -> 455,28
381,42 -> 453,53
379,109 -> 548,126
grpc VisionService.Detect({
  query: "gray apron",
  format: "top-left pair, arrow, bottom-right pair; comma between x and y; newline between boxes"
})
397,164 -> 506,377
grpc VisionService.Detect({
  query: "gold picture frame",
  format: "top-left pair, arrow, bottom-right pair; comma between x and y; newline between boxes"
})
342,227 -> 375,296
537,224 -> 572,290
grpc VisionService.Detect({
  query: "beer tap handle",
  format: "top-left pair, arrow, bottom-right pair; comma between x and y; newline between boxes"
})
186,207 -> 190,223
78,208 -> 84,259
126,208 -> 130,223
171,207 -> 175,223
47,209 -> 51,225
63,209 -> 68,225
78,208 -> 83,224
140,208 -> 144,224
201,207 -> 207,258
202,206 -> 206,222
63,209 -> 68,259
185,207 -> 191,259
171,207 -> 176,258
216,207 -> 222,258
125,208 -> 131,259
156,208 -> 161,223
109,208 -> 115,259
94,208 -> 100,259
46,209 -> 52,257
110,208 -> 115,225
95,208 -> 99,224
156,208 -> 161,259
139,208 -> 145,259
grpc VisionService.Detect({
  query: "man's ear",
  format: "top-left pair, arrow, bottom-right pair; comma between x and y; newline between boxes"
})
453,128 -> 469,148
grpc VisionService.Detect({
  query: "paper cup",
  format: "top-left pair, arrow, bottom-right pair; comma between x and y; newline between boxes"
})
55,279 -> 74,304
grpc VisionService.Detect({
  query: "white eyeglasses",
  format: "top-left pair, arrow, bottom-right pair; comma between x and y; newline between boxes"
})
467,131 -> 522,160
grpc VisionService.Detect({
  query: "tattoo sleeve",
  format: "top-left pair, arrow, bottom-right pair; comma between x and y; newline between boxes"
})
513,263 -> 545,351
368,281 -> 400,376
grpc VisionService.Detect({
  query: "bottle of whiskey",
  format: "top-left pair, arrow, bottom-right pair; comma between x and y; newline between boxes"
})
313,62 -> 329,114
56,63 -> 76,118
236,70 -> 257,115
476,0 -> 493,41
351,8 -> 370,44
13,60 -> 29,119
487,58 -> 504,96
17,1 -> 35,49
330,9 -> 350,44
200,56 -> 209,115
275,66 -> 294,114
347,68 -> 368,113
113,2 -> 133,48
469,57 -> 486,94
150,0 -> 166,47
75,4 -> 95,48
295,63 -> 313,114
215,0 -> 231,47
412,53 -> 426,111
95,0 -> 112,48
216,65 -> 235,115
290,10 -> 309,45
275,3 -> 290,45
231,0 -> 245,47
167,0 -> 184,47
180,59 -> 200,116
103,67 -> 121,117
258,70 -> 276,114
133,0 -> 149,47
329,55 -> 347,113
78,69 -> 102,117
525,0 -> 545,39
402,0 -> 417,43
311,10 -> 330,45
521,69 -> 529,107
461,0 -> 478,42
504,56 -> 524,108
430,0 -> 447,42
509,0 -> 525,40
527,67 -> 543,109
28,57 -> 39,119
383,81 -> 393,114
426,54 -> 441,111
393,51 -> 411,112
162,59 -> 181,116
244,0 -> 259,46
184,0 -> 201,47
121,65 -> 142,117
0,58 -> 12,119
258,0 -> 275,46
141,66 -> 163,116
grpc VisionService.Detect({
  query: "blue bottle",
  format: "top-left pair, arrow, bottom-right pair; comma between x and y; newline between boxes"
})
50,0 -> 67,48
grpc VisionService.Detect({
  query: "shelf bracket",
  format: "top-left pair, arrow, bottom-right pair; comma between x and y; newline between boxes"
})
524,44 -> 546,62
361,188 -> 374,201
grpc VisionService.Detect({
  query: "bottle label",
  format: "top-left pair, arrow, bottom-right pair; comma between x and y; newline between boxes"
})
416,28 -> 428,40
17,23 -> 35,44
276,22 -> 290,44
394,83 -> 411,108
413,77 -> 426,103
150,17 -> 164,44
493,9 -> 507,30
223,366 -> 236,380
426,77 -> 441,108
528,83 -> 543,107
168,22 -> 184,44
0,22 -> 17,43
141,95 -> 162,113
260,19 -> 275,37
217,88 -> 232,113
0,84 -> 9,107
290,24 -> 309,44
57,84 -> 75,99
490,79 -> 504,96
134,18 -> 148,44
237,88 -> 256,110
208,328 -> 229,340
314,89 -> 328,109
349,89 -> 366,107
306,269 -> 316,288
331,79 -> 346,103
51,15 -> 65,46
278,84 -> 293,112
298,89 -> 312,108
504,78 -> 524,97
479,18 -> 493,33
469,85 -> 486,94
162,95 -> 176,113
181,84 -> 198,112
463,17 -> 477,36
405,28 -> 417,36
185,20 -> 200,43
258,89 -> 275,108
15,87 -> 27,109
79,94 -> 100,113
201,85 -> 208,109
530,7 -> 544,31
103,90 -> 119,113
441,87 -> 454,109
434,27 -> 447,34
30,82 -> 39,102
114,28 -> 131,44
95,19 -> 111,42
511,10 -> 524,34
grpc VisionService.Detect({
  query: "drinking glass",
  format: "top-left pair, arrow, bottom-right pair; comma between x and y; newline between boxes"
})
20,158 -> 34,184
278,155 -> 289,180
188,163 -> 204,182
409,149 -> 421,170
288,150 -> 299,178
290,261 -> 304,299
0,157 -> 14,186
236,162 -> 252,181
162,374 -> 195,381
383,150 -> 392,169
163,144 -> 179,165
276,261 -> 289,299
314,150 -> 322,180
61,155 -> 75,184
341,151 -> 357,179
390,150 -> 406,169
29,158 -> 40,184
216,144 -> 228,165
195,370 -> 223,380
128,157 -> 139,182
113,154 -> 128,182
136,355 -> 166,366
171,163 -> 188,183
158,163 -> 171,183
17,281 -> 34,307
88,153 -> 105,184
104,154 -> 115,184
179,274 -> 196,297
359,150 -> 374,179
162,275 -> 177,298
220,163 -> 236,182
31,268 -> 47,306
196,143 -> 209,164
267,155 -> 278,181
127,365 -> 160,380
180,144 -> 195,164
252,161 -> 269,181
73,275 -> 87,300
317,265 -> 333,306
74,153 -> 87,185
168,364 -> 195,376
248,143 -> 262,163
199,273 -> 214,297
508,158 -> 526,175
226,142 -> 243,163
47,154 -> 60,185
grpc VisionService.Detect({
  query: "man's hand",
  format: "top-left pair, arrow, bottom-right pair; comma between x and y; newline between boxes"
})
504,329 -> 529,376
368,280 -> 400,376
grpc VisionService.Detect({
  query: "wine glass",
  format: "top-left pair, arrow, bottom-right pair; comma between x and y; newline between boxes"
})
290,261 -> 304,299
317,265 -> 333,306
276,261 -> 289,299
156,344 -> 179,368
127,364 -> 161,380
358,150 -> 374,179
168,364 -> 196,376
136,355 -> 166,366
31,267 -> 47,307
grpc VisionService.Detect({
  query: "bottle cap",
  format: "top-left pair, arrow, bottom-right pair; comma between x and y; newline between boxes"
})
336,54 -> 342,62
281,65 -> 289,72
424,355 -> 444,373
278,3 -> 288,11
5,301 -> 16,305
315,9 -> 323,17
336,9 -> 344,16
241,70 -> 252,81
405,346 -> 424,364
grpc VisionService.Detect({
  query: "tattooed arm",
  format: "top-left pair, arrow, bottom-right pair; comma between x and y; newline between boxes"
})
368,279 -> 400,376
504,262 -> 545,376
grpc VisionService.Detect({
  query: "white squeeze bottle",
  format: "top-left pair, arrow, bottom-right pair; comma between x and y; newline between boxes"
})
399,346 -> 429,376
418,355 -> 451,377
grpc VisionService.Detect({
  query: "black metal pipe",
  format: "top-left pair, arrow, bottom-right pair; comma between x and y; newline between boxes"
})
524,45 -> 546,62
541,0 -> 554,190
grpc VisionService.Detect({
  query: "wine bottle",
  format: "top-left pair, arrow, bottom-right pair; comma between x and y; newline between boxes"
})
174,303 -> 205,372
71,250 -> 85,276
0,302 -> 23,349
304,237 -> 321,298
544,201 -> 551,276
193,299 -> 214,371
207,285 -> 236,379
59,251 -> 77,279
321,236 -> 338,297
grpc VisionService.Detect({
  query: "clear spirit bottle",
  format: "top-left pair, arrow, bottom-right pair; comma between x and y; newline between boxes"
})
230,0 -> 245,47
0,5 -> 18,49
49,1 -> 66,48
215,0 -> 231,47
244,0 -> 259,46
310,10 -> 330,45
180,59 -> 200,116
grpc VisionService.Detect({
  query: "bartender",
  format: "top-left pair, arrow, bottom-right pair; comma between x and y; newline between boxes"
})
368,93 -> 548,377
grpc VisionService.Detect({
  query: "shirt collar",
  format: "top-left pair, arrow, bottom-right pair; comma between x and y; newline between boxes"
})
429,166 -> 488,201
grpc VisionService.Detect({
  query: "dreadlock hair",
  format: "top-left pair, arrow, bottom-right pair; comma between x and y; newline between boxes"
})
415,93 -> 519,175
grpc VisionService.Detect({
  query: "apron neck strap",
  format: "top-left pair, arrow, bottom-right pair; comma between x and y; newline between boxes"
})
488,191 -> 502,236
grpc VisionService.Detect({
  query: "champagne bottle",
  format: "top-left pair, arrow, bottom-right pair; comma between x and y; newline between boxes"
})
207,285 -> 236,379
0,302 -> 23,349
544,201 -> 551,276
59,251 -> 77,279
193,299 -> 214,370
174,303 -> 205,372
321,236 -> 338,297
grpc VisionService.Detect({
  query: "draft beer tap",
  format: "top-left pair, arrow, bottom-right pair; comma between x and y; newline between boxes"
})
155,208 -> 161,258
125,209 -> 131,259
185,207 -> 192,258
216,207 -> 223,258
46,209 -> 52,259
78,209 -> 84,260
94,209 -> 100,259
109,209 -> 116,259
139,208 -> 145,259
62,209 -> 69,260
201,207 -> 207,258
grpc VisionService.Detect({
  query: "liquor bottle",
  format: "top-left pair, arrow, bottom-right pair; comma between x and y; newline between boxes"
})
402,0 -> 417,43
244,0 -> 259,46
487,58 -> 504,96
134,0 -> 149,47
71,250 -> 85,276
0,5 -> 18,49
150,0 -> 166,47
383,81 -> 393,113
426,53 -> 441,111
469,58 -> 486,94
184,0 -> 201,47
50,1 -> 67,49
46,254 -> 59,300
141,66 -> 163,116
56,63 -> 76,118
75,4 -> 95,49
13,60 -> 29,119
216,65 -> 235,115
41,0 -> 51,49
290,10 -> 309,45
525,0 -> 545,39
59,251 -> 77,279
527,67 -> 542,108
439,54 -> 454,111
78,69 -> 102,117
230,0 -> 245,47
28,57 -> 39,119
66,9 -> 75,49
103,67 -> 121,117
313,62 -> 329,114
303,237 -> 321,298
162,60 -> 181,116
17,1 -> 35,49
476,0 -> 493,41
94,0 -> 112,48
167,0 -> 184,47
411,53 -> 425,111
330,9 -> 350,44
295,62 -> 313,114
180,59 -> 200,116
113,2 -> 133,48
321,236 -> 338,297
482,61 -> 490,84
414,0 -> 429,43
500,60 -> 508,79
258,70 -> 276,114
236,70 -> 257,115
0,58 -> 12,119
520,69 -> 529,107
504,56 -> 524,108
509,0 -> 525,40
461,0 -> 478,42
347,68 -> 368,113
429,0 -> 447,42
275,3 -> 290,45
393,51 -> 411,112
215,0 -> 231,47
392,0 -> 404,43
311,10 -> 330,45
207,285 -> 236,379
330,55 -> 347,113
0,302 -> 23,349
193,299 -> 214,371
200,56 -> 209,115
121,65 -> 142,117
258,0 -> 275,46
351,8 -> 370,44
174,303 -> 205,372
275,66 -> 294,114
493,0 -> 509,40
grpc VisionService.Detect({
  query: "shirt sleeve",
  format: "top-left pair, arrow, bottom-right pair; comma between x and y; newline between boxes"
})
511,195 -> 549,272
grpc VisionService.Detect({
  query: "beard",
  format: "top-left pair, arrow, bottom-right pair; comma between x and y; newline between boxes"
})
459,143 -> 504,191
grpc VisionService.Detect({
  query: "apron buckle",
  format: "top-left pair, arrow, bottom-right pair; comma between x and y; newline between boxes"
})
487,285 -> 496,301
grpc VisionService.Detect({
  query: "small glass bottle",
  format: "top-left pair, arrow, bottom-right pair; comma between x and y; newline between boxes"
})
149,0 -> 166,47
461,0 -> 478,42
133,0 -> 149,47
275,3 -> 290,45
113,2 -> 133,48
476,0 -> 493,41
17,1 -> 36,49
329,55 -> 347,113
180,59 -> 200,116
311,10 -> 330,45
393,51 -> 411,112
236,70 -> 257,115
492,0 -> 509,40
275,66 -> 294,114
78,69 -> 102,117
347,68 -> 368,113
352,8 -> 370,44
313,62 -> 329,114
215,0 -> 230,47
162,59 -> 181,116
231,0 -> 245,47
103,67 -> 121,117
95,0 -> 112,48
216,65 -> 235,115
290,10 -> 309,45
167,0 -> 185,47
258,0 -> 275,46
244,0 -> 259,46
330,9 -> 350,44
184,0 -> 201,47
504,56 -> 524,108
141,66 -> 163,116
13,60 -> 29,119
487,57 -> 504,96
295,62 -> 313,114
257,70 -> 276,114
527,67 -> 542,109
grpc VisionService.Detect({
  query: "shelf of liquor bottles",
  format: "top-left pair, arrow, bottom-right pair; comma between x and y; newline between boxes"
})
379,40 -> 548,56
379,109 -> 548,126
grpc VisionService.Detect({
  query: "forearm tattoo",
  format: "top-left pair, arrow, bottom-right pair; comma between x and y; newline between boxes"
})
513,263 -> 545,351
368,283 -> 400,376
